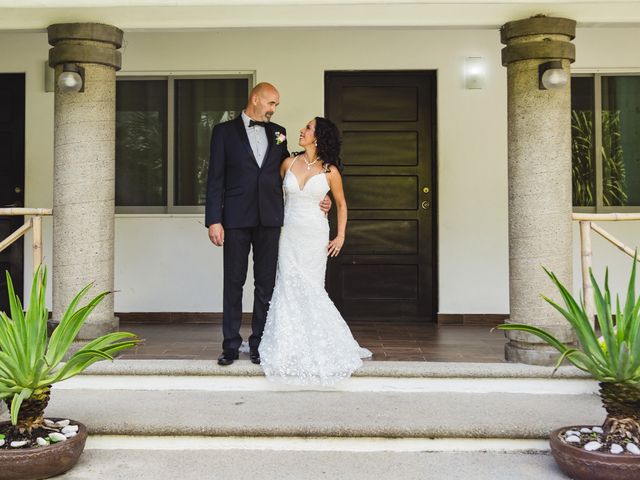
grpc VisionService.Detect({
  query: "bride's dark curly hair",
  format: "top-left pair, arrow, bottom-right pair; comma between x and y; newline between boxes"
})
314,117 -> 343,172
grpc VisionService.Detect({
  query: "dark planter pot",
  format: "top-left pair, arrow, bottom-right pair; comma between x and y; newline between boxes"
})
0,419 -> 87,480
550,426 -> 640,480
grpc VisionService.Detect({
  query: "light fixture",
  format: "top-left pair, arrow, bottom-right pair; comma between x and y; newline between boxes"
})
464,57 -> 485,89
57,63 -> 85,93
538,61 -> 568,90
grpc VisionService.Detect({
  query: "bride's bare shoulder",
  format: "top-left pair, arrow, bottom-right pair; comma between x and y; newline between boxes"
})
324,164 -> 340,176
280,155 -> 297,175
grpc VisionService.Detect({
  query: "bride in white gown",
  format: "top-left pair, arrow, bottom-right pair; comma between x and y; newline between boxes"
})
259,116 -> 372,386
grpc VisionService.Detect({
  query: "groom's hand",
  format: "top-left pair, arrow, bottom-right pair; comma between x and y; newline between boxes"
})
208,223 -> 225,246
319,195 -> 332,214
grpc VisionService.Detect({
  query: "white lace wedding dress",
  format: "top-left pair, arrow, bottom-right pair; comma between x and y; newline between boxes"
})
259,159 -> 372,386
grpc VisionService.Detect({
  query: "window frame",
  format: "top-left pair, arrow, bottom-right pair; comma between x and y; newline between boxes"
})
115,71 -> 254,215
572,70 -> 640,213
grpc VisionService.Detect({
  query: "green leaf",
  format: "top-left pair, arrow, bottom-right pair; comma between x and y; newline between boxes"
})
497,323 -> 570,354
541,267 -> 605,364
9,387 -> 33,426
45,288 -> 111,368
591,268 -> 618,368
47,334 -> 139,384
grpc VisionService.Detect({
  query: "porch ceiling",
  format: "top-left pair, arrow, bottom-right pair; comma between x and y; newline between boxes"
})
0,1 -> 640,31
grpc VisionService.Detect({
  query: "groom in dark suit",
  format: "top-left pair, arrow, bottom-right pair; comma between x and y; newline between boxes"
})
206,82 -> 290,366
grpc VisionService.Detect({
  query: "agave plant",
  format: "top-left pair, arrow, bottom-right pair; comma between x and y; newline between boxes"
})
0,266 -> 139,433
498,256 -> 640,443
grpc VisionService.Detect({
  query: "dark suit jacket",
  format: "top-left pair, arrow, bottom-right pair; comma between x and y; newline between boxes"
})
205,116 -> 289,229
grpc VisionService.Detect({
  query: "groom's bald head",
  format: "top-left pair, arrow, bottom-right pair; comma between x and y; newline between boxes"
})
246,82 -> 280,122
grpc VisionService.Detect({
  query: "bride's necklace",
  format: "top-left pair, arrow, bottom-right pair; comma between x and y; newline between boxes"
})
303,153 -> 319,171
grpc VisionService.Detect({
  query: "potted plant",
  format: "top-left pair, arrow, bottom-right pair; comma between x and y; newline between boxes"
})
0,266 -> 138,480
498,257 -> 640,480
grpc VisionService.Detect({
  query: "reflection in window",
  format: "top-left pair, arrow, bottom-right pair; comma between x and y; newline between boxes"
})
602,76 -> 640,207
116,76 -> 249,209
174,79 -> 247,206
571,75 -> 640,209
571,77 -> 595,207
116,80 -> 167,206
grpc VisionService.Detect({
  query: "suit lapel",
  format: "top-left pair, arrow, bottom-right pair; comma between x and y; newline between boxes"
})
233,115 -> 258,166
262,123 -> 276,168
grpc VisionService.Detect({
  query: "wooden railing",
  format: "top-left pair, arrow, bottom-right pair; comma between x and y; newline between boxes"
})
0,208 -> 52,275
573,212 -> 640,322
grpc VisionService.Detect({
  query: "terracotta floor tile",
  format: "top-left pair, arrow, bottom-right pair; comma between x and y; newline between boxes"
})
121,321 -> 505,363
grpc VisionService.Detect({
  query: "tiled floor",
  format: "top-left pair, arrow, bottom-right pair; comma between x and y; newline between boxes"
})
119,321 -> 507,363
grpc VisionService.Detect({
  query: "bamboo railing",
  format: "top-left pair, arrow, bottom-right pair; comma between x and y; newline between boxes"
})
572,212 -> 640,323
0,208 -> 52,275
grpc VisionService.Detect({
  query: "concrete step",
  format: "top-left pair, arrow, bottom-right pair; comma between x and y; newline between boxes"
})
58,449 -> 568,480
45,387 -> 603,439
35,359 -> 603,441
1,360 -> 591,479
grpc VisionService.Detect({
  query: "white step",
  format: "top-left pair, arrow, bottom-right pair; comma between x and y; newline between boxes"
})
58,449 -> 568,480
1,360 -> 593,479
38,360 -> 603,441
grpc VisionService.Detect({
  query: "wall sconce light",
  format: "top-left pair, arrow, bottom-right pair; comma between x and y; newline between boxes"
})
538,61 -> 568,90
464,57 -> 485,89
57,63 -> 85,93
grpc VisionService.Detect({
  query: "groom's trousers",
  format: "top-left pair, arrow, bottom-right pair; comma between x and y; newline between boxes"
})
222,226 -> 281,352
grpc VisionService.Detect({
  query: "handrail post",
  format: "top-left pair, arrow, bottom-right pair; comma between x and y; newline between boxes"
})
579,220 -> 595,326
32,215 -> 43,274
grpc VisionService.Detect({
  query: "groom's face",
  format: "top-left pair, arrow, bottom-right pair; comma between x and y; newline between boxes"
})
253,89 -> 280,123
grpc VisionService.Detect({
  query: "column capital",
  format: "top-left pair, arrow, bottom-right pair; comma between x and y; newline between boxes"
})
500,16 -> 576,44
47,23 -> 123,70
500,16 -> 576,67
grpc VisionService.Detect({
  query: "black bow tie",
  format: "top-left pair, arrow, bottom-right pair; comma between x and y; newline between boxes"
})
248,120 -> 267,128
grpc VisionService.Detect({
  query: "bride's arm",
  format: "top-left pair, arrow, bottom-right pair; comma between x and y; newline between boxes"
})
327,166 -> 347,257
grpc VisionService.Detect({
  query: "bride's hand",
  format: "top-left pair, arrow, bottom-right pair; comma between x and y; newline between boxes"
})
328,235 -> 344,257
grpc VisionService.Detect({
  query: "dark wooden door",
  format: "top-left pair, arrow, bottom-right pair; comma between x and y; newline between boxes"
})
0,74 -> 25,312
325,71 -> 436,321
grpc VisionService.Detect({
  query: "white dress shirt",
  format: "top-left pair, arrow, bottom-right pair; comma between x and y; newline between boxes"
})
242,110 -> 268,168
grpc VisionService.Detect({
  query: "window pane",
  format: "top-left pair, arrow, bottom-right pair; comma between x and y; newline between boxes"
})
602,76 -> 640,207
571,76 -> 596,207
174,78 -> 248,206
116,80 -> 167,206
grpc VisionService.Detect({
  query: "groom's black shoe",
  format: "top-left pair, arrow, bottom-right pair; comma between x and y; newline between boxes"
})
249,348 -> 261,365
217,350 -> 239,366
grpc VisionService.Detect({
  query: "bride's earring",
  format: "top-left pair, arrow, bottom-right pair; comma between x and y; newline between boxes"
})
314,140 -> 317,146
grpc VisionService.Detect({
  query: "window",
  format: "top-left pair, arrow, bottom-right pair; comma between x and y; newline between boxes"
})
571,74 -> 640,211
115,75 -> 251,212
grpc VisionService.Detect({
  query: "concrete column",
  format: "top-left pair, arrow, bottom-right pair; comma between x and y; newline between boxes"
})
500,16 -> 577,365
48,23 -> 123,339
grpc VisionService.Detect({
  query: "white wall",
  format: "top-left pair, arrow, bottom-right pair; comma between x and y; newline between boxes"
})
119,27 -> 510,314
2,26 -> 640,314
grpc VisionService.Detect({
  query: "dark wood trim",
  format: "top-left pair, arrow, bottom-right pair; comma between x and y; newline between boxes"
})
117,312 -> 250,324
437,313 -> 509,327
118,312 -> 508,327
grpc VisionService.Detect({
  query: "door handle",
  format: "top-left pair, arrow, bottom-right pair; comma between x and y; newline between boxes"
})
421,200 -> 430,210
422,186 -> 430,194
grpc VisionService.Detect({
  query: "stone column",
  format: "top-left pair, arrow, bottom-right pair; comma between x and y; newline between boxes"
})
48,23 -> 123,339
500,16 -> 576,365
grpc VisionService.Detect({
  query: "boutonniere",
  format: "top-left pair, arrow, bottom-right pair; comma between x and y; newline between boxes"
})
275,131 -> 286,145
